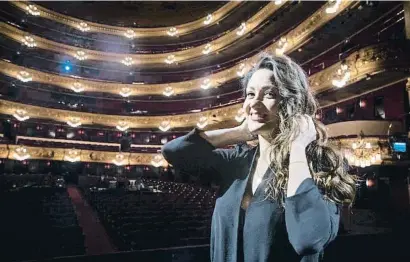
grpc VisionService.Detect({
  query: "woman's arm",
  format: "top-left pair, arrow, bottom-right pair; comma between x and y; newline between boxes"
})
161,122 -> 254,175
285,116 -> 340,255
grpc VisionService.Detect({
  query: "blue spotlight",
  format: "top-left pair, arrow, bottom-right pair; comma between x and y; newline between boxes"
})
63,60 -> 72,72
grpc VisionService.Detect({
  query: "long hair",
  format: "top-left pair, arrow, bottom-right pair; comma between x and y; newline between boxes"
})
241,54 -> 356,207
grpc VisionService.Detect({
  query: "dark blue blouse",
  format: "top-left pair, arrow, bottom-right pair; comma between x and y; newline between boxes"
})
162,128 -> 340,262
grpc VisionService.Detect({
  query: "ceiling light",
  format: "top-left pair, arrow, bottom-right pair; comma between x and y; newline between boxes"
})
67,117 -> 81,127
121,57 -> 134,66
167,27 -> 178,37
163,86 -> 174,97
197,116 -> 208,129
71,82 -> 85,93
65,149 -> 80,162
165,55 -> 176,64
13,109 -> 30,121
202,44 -> 212,55
200,78 -> 211,90
326,0 -> 342,14
274,0 -> 283,5
77,22 -> 90,32
236,63 -> 246,77
332,63 -> 351,88
124,29 -> 136,39
159,121 -> 171,132
22,36 -> 37,48
236,22 -> 247,36
275,37 -> 288,55
113,153 -> 127,166
151,155 -> 164,167
204,14 -> 213,25
26,4 -> 40,16
120,87 -> 132,97
17,71 -> 32,82
13,146 -> 30,161
74,50 -> 87,61
116,121 -> 129,131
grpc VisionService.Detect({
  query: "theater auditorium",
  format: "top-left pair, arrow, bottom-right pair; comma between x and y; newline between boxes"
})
0,1 -> 409,262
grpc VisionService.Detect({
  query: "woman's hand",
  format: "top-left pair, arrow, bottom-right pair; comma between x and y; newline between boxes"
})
237,117 -> 256,141
291,114 -> 317,149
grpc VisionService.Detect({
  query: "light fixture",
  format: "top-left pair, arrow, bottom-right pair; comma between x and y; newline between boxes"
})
17,71 -> 32,82
67,117 -> 81,127
200,78 -> 211,90
77,22 -> 90,32
345,131 -> 382,167
22,36 -> 37,48
121,57 -> 134,66
13,109 -> 30,121
275,37 -> 288,55
274,0 -> 283,5
165,55 -> 176,64
13,146 -> 30,161
124,29 -> 136,39
336,107 -> 342,114
71,82 -> 85,93
236,63 -> 246,77
202,44 -> 212,55
116,121 -> 129,131
113,153 -> 127,166
119,87 -> 132,97
159,121 -> 171,132
161,137 -> 168,144
197,116 -> 208,129
236,22 -> 247,36
65,149 -> 80,162
151,155 -> 164,167
235,108 -> 246,122
332,63 -> 351,88
26,4 -> 40,16
359,99 -> 366,108
74,50 -> 87,61
204,14 -> 213,25
163,86 -> 174,97
167,27 -> 178,37
326,0 -> 342,14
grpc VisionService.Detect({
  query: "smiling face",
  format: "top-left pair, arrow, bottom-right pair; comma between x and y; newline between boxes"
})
243,68 -> 280,138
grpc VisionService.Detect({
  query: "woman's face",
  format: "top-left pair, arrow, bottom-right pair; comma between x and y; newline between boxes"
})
243,68 -> 280,137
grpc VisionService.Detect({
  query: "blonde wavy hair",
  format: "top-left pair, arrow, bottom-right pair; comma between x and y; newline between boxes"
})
242,54 -> 356,207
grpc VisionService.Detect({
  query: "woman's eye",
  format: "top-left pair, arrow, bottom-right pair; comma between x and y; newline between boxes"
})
246,92 -> 255,97
265,92 -> 275,98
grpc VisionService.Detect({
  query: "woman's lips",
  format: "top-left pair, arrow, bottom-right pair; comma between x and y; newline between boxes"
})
250,113 -> 267,122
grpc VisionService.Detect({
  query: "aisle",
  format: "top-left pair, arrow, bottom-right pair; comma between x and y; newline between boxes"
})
67,186 -> 116,255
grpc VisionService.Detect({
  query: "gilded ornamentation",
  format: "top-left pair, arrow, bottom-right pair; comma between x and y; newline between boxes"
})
11,1 -> 242,38
1,2 -> 281,65
0,2 -> 353,96
2,145 -> 167,166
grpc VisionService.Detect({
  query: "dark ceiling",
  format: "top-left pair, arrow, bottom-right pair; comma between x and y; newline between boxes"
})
35,1 -> 226,27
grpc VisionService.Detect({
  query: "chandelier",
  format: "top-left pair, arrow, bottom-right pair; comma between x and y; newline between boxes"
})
344,131 -> 382,168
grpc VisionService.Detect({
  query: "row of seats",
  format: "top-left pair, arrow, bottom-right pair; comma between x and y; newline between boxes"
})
82,178 -> 217,251
0,184 -> 86,261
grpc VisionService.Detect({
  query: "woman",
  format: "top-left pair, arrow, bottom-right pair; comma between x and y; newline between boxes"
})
162,54 -> 356,262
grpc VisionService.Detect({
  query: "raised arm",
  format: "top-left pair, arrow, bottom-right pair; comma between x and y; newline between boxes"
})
161,124 -> 254,183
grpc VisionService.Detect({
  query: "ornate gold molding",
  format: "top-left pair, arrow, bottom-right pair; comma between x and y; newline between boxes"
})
0,2 -> 354,97
1,43 -> 408,130
10,1 -> 242,38
0,1 -> 351,68
2,144 -> 168,166
0,2 -> 283,66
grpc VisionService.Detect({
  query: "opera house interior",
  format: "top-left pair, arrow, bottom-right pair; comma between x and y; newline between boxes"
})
0,1 -> 410,262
